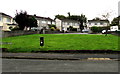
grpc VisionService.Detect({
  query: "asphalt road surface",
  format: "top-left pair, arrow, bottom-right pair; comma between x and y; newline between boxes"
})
2,59 -> 119,72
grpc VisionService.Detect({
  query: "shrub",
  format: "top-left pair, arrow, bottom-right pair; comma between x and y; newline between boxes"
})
72,28 -> 77,31
56,28 -> 60,31
69,26 -> 73,31
11,26 -> 20,31
50,27 -> 56,31
9,26 -> 13,30
91,26 -> 103,33
49,24 -> 56,29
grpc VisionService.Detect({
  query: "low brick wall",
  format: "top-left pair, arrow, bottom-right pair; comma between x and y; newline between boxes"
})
45,30 -> 60,34
2,31 -> 39,38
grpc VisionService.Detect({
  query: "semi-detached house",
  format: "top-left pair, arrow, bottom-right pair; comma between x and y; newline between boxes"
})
0,12 -> 16,31
55,18 -> 80,32
87,19 -> 109,32
87,20 -> 109,28
32,15 -> 55,30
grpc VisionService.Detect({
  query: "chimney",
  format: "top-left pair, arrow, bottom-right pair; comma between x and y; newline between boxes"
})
34,14 -> 36,16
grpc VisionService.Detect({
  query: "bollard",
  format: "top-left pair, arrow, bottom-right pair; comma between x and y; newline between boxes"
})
40,37 -> 44,46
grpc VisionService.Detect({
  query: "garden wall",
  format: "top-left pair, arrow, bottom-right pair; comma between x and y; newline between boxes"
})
2,31 -> 39,38
45,30 -> 60,34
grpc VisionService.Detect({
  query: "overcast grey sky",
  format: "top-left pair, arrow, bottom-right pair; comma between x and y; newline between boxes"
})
0,0 -> 119,21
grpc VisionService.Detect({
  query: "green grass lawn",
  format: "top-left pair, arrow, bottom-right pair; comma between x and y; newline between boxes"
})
2,34 -> 119,52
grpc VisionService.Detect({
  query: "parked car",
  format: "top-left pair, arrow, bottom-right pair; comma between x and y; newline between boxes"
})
102,30 -> 119,34
102,30 -> 110,34
82,29 -> 89,33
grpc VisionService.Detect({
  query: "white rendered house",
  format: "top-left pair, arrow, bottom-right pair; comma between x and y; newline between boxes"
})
0,12 -> 16,31
31,15 -> 55,30
55,18 -> 80,32
87,19 -> 109,32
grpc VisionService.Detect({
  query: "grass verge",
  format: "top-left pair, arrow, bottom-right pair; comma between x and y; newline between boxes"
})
2,34 -> 119,52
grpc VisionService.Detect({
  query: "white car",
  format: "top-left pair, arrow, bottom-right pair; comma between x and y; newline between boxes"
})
102,29 -> 120,34
102,30 -> 111,34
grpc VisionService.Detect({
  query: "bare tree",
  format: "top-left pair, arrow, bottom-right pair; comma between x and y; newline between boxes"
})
102,13 -> 111,36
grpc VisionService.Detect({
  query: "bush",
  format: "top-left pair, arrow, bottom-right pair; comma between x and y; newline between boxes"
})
69,26 -> 73,31
50,27 -> 56,31
11,26 -> 20,31
56,28 -> 60,31
68,26 -> 77,31
91,26 -> 104,33
49,25 -> 56,29
9,26 -> 13,30
72,28 -> 77,31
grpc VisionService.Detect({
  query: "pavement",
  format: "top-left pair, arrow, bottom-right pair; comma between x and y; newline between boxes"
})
2,53 -> 119,60
2,59 -> 119,72
2,53 -> 120,72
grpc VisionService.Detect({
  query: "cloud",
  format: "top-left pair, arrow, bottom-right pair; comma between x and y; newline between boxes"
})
0,0 -> 119,20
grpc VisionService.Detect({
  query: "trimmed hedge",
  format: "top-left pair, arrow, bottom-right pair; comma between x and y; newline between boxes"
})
91,26 -> 109,33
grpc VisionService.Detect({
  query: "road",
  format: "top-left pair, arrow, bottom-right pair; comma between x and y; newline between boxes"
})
2,53 -> 119,60
2,59 -> 119,72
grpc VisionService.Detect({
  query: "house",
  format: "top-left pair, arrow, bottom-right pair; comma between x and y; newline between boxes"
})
55,18 -> 80,32
0,12 -> 16,31
87,19 -> 109,27
87,19 -> 109,32
32,15 -> 55,30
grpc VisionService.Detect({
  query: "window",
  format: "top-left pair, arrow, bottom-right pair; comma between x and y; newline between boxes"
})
95,23 -> 97,25
48,21 -> 51,24
75,23 -> 77,26
62,22 -> 64,25
67,23 -> 69,25
70,23 -> 72,25
0,16 -> 2,21
42,21 -> 46,24
7,18 -> 11,23
73,23 -> 75,26
37,20 -> 40,24
100,22 -> 103,25
65,22 -> 67,25
0,26 -> 3,30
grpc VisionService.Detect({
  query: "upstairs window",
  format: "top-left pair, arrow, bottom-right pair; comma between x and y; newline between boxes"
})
100,22 -> 103,25
65,22 -> 67,25
70,23 -> 72,25
42,21 -> 46,24
89,23 -> 91,25
0,26 -> 3,30
48,21 -> 51,24
95,23 -> 97,25
75,23 -> 77,26
73,23 -> 75,26
7,18 -> 11,23
0,16 -> 2,21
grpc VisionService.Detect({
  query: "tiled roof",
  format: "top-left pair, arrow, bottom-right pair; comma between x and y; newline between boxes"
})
0,12 -> 12,18
56,18 -> 79,22
30,15 -> 54,21
88,20 -> 109,23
